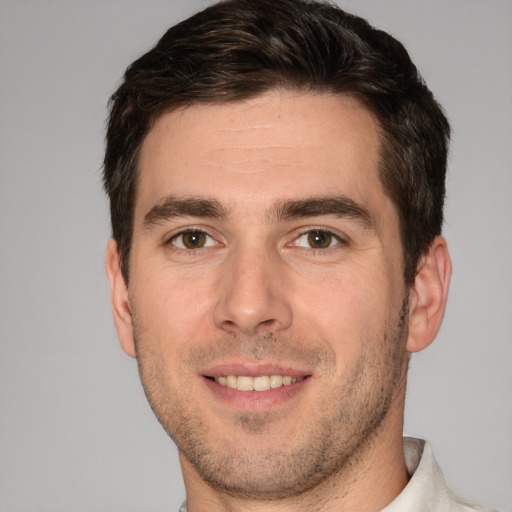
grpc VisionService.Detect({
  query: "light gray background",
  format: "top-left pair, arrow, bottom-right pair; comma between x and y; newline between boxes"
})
1,0 -> 511,510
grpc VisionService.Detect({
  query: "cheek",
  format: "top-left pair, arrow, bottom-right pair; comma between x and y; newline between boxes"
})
130,267 -> 218,347
291,269 -> 393,361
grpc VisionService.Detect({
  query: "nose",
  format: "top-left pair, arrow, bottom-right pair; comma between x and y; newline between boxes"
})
213,245 -> 293,336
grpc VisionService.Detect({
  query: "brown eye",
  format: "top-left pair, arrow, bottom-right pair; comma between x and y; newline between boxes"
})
306,230 -> 334,249
293,229 -> 342,250
172,231 -> 214,249
182,232 -> 206,248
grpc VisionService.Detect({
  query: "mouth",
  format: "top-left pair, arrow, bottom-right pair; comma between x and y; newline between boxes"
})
207,374 -> 305,391
201,364 -> 312,411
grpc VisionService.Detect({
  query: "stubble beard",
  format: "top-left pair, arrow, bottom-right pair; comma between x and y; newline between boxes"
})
133,298 -> 409,502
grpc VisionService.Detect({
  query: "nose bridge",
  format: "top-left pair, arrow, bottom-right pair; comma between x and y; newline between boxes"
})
213,240 -> 293,336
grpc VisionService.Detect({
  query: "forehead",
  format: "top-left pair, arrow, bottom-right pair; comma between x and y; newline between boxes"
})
136,91 -> 385,216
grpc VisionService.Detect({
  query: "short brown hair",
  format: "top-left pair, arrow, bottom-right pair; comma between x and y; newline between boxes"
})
104,0 -> 450,284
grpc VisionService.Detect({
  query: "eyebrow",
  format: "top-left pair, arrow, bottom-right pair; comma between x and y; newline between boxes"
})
143,194 -> 376,231
143,196 -> 227,229
271,196 -> 376,230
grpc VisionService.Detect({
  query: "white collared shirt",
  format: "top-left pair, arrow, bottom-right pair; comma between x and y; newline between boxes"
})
382,437 -> 495,511
179,437 -> 495,511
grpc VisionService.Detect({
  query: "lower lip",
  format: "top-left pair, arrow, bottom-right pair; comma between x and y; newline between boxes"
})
202,377 -> 309,411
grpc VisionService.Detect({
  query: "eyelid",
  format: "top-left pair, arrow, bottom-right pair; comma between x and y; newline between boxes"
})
164,226 -> 222,249
162,225 -> 348,251
288,227 -> 348,249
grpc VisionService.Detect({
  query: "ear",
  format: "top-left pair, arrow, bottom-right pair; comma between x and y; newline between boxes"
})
407,236 -> 452,353
105,239 -> 136,358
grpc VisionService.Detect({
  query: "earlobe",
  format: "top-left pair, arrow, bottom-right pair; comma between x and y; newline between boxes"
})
406,236 -> 452,353
105,239 -> 136,358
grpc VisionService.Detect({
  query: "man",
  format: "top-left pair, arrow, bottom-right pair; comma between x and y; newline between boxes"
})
103,0 -> 494,510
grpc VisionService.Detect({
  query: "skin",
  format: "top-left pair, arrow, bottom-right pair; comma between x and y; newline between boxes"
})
106,91 -> 451,512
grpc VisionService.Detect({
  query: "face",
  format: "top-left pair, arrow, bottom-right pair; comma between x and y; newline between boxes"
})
117,92 -> 410,499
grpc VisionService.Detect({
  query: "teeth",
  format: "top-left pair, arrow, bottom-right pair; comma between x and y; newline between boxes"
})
226,375 -> 237,389
237,376 -> 254,391
214,375 -> 301,391
253,376 -> 270,391
270,375 -> 283,388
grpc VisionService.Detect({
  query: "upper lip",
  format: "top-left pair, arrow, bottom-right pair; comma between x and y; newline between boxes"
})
201,362 -> 312,379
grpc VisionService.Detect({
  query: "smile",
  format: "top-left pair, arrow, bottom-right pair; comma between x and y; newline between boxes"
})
214,375 -> 302,391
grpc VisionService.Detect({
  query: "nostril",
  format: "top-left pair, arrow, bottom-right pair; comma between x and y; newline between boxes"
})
212,278 -> 293,335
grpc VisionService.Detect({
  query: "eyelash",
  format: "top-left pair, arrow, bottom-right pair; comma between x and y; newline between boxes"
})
166,228 -> 219,251
290,228 -> 346,251
166,226 -> 347,255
